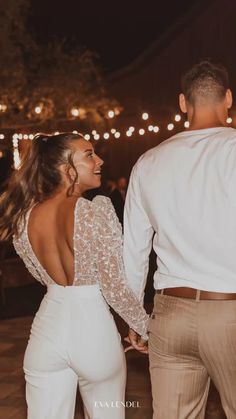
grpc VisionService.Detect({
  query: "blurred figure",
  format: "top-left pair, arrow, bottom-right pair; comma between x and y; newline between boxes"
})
117,177 -> 127,201
105,178 -> 116,194
109,177 -> 127,225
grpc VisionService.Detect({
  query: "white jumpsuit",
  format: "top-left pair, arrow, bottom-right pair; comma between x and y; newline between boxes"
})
13,196 -> 149,419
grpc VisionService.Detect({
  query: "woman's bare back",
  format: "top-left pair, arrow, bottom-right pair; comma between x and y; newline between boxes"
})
27,196 -> 78,286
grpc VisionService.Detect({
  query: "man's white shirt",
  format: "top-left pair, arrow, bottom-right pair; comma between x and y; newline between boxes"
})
124,127 -> 236,301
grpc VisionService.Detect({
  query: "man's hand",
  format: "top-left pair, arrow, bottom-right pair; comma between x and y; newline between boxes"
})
124,328 -> 148,354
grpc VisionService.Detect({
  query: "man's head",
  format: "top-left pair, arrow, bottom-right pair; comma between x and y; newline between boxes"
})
179,61 -> 232,121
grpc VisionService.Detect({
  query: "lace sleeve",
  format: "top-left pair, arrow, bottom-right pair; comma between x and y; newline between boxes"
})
92,196 -> 149,340
73,197 -> 98,285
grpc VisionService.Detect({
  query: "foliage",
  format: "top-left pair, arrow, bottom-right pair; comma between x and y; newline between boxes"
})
0,0 -> 120,129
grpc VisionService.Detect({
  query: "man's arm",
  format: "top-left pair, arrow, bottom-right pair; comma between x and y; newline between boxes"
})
123,161 -> 154,303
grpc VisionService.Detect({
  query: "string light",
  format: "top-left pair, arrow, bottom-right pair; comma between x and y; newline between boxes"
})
34,106 -> 42,114
108,110 -> 115,118
126,131 -> 132,137
0,104 -> 7,112
71,107 -> 80,117
142,112 -> 149,120
114,107 -> 120,115
3,109 -> 234,148
78,108 -> 86,119
175,114 -> 181,122
13,148 -> 21,169
12,137 -> 21,169
12,138 -> 18,147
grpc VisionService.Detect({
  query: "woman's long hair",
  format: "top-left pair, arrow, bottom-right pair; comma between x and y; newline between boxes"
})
0,132 -> 84,240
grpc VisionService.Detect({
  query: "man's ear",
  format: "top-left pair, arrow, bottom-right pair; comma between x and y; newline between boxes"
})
226,89 -> 233,109
179,93 -> 187,114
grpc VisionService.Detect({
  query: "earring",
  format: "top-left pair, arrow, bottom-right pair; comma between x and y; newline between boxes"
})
75,176 -> 80,185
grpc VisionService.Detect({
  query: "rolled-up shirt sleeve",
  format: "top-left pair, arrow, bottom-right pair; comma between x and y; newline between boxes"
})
123,162 -> 154,303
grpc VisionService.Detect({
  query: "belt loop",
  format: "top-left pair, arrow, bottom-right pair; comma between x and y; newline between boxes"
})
196,289 -> 201,302
161,289 -> 164,295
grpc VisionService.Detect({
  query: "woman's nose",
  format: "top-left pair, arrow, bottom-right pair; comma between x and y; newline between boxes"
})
97,157 -> 104,166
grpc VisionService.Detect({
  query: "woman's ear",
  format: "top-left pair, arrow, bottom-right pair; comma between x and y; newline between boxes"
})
59,163 -> 73,185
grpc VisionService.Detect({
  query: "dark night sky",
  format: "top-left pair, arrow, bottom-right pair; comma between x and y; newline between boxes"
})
30,0 -> 199,72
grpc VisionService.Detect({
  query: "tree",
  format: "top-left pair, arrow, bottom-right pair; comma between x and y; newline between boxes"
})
0,0 -> 29,120
0,0 -> 120,130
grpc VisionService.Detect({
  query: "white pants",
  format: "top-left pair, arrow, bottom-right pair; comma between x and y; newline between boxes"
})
24,284 -> 126,419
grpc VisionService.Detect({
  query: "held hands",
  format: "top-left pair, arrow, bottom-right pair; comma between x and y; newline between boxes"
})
124,328 -> 148,354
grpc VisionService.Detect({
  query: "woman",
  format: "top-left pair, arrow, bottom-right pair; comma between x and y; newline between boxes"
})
0,132 -> 149,419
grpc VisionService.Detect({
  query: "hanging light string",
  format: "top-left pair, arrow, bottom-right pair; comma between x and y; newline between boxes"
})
0,111 -> 233,169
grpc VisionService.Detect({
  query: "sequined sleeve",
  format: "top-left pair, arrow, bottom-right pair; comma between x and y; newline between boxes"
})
92,196 -> 149,340
73,198 -> 98,286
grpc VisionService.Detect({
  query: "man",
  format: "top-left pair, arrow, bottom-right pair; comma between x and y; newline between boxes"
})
124,61 -> 236,418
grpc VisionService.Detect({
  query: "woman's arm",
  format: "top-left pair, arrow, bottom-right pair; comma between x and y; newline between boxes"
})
93,196 -> 149,341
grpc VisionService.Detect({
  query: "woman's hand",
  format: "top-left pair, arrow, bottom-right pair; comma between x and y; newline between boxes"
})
124,329 -> 148,354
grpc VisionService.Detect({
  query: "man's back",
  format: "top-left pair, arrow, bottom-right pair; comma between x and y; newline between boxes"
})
125,126 -> 236,295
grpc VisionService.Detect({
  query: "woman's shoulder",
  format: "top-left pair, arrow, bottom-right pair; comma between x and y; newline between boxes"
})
92,195 -> 116,218
92,195 -> 122,232
92,194 -> 112,208
76,194 -> 113,208
75,195 -> 119,227
74,196 -> 94,224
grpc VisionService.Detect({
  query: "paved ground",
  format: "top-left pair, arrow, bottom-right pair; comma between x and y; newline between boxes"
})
0,314 -> 226,419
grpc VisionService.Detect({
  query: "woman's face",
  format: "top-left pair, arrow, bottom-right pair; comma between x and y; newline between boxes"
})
69,139 -> 104,192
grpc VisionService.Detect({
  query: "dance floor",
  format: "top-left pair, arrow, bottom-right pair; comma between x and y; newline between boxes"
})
0,314 -> 226,419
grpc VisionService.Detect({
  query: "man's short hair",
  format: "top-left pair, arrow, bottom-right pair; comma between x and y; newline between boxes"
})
181,61 -> 229,105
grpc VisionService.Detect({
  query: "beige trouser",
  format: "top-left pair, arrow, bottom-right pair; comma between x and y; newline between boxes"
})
148,293 -> 236,419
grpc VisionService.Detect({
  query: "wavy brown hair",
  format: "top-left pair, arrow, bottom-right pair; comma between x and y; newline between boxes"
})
0,132 -> 84,240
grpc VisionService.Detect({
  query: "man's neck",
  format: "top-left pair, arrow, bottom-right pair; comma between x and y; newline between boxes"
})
189,121 -> 226,130
187,106 -> 228,131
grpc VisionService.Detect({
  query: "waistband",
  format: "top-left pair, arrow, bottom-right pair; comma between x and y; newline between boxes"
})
47,283 -> 101,299
156,287 -> 236,301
